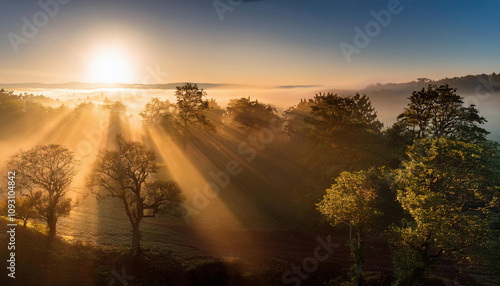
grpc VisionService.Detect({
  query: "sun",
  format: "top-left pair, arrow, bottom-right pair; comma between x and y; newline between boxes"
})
88,48 -> 133,84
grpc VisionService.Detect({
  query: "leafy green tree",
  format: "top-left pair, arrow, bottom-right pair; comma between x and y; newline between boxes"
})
86,135 -> 185,259
390,138 -> 500,285
227,97 -> 280,130
317,170 -> 382,285
175,83 -> 215,149
7,144 -> 79,236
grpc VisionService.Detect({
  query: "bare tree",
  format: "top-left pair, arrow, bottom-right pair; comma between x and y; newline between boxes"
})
86,135 -> 185,259
7,144 -> 79,236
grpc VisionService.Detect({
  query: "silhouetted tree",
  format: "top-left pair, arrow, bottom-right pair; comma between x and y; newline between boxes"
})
0,89 -> 65,139
416,78 -> 430,83
227,97 -> 279,130
86,135 -> 185,259
16,197 -> 38,227
293,93 -> 385,225
303,93 -> 384,180
490,72 -> 500,83
140,97 -> 180,137
394,84 -> 488,143
206,98 -> 225,128
175,83 -> 215,149
0,195 -> 38,227
101,100 -> 127,115
73,101 -> 96,113
8,144 -> 79,236
284,99 -> 312,142
0,89 -> 23,126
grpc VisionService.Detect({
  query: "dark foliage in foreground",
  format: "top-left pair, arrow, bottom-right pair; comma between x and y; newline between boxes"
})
0,218 -> 399,286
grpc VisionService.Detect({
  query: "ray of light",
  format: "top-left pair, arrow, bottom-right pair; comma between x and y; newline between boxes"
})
146,126 -> 260,260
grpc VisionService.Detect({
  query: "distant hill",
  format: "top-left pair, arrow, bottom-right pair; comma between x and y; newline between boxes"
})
0,82 -> 258,90
2,73 -> 500,95
360,73 -> 500,95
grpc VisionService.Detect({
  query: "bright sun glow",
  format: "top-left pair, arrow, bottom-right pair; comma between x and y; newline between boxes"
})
88,48 -> 133,84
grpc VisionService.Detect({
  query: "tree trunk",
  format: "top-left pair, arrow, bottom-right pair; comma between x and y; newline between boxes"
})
47,216 -> 57,236
183,120 -> 188,151
408,266 -> 425,286
407,251 -> 430,286
131,223 -> 141,259
349,223 -> 352,243
355,231 -> 362,285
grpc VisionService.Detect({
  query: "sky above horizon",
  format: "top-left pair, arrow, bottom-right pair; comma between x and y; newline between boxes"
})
0,0 -> 499,88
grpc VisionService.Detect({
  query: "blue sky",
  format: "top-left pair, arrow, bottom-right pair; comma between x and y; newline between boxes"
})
0,0 -> 499,87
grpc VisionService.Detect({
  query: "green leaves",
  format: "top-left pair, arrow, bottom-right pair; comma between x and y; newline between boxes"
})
318,169 -> 383,284
390,138 -> 500,284
317,170 -> 381,229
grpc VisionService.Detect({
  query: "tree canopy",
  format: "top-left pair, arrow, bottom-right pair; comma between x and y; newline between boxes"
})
175,83 -> 215,148
227,97 -> 279,130
318,170 -> 382,284
284,99 -> 312,142
86,135 -> 185,258
140,83 -> 215,149
390,138 -> 500,285
394,84 -> 489,143
140,97 -> 180,137
302,93 -> 385,180
8,144 -> 79,236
